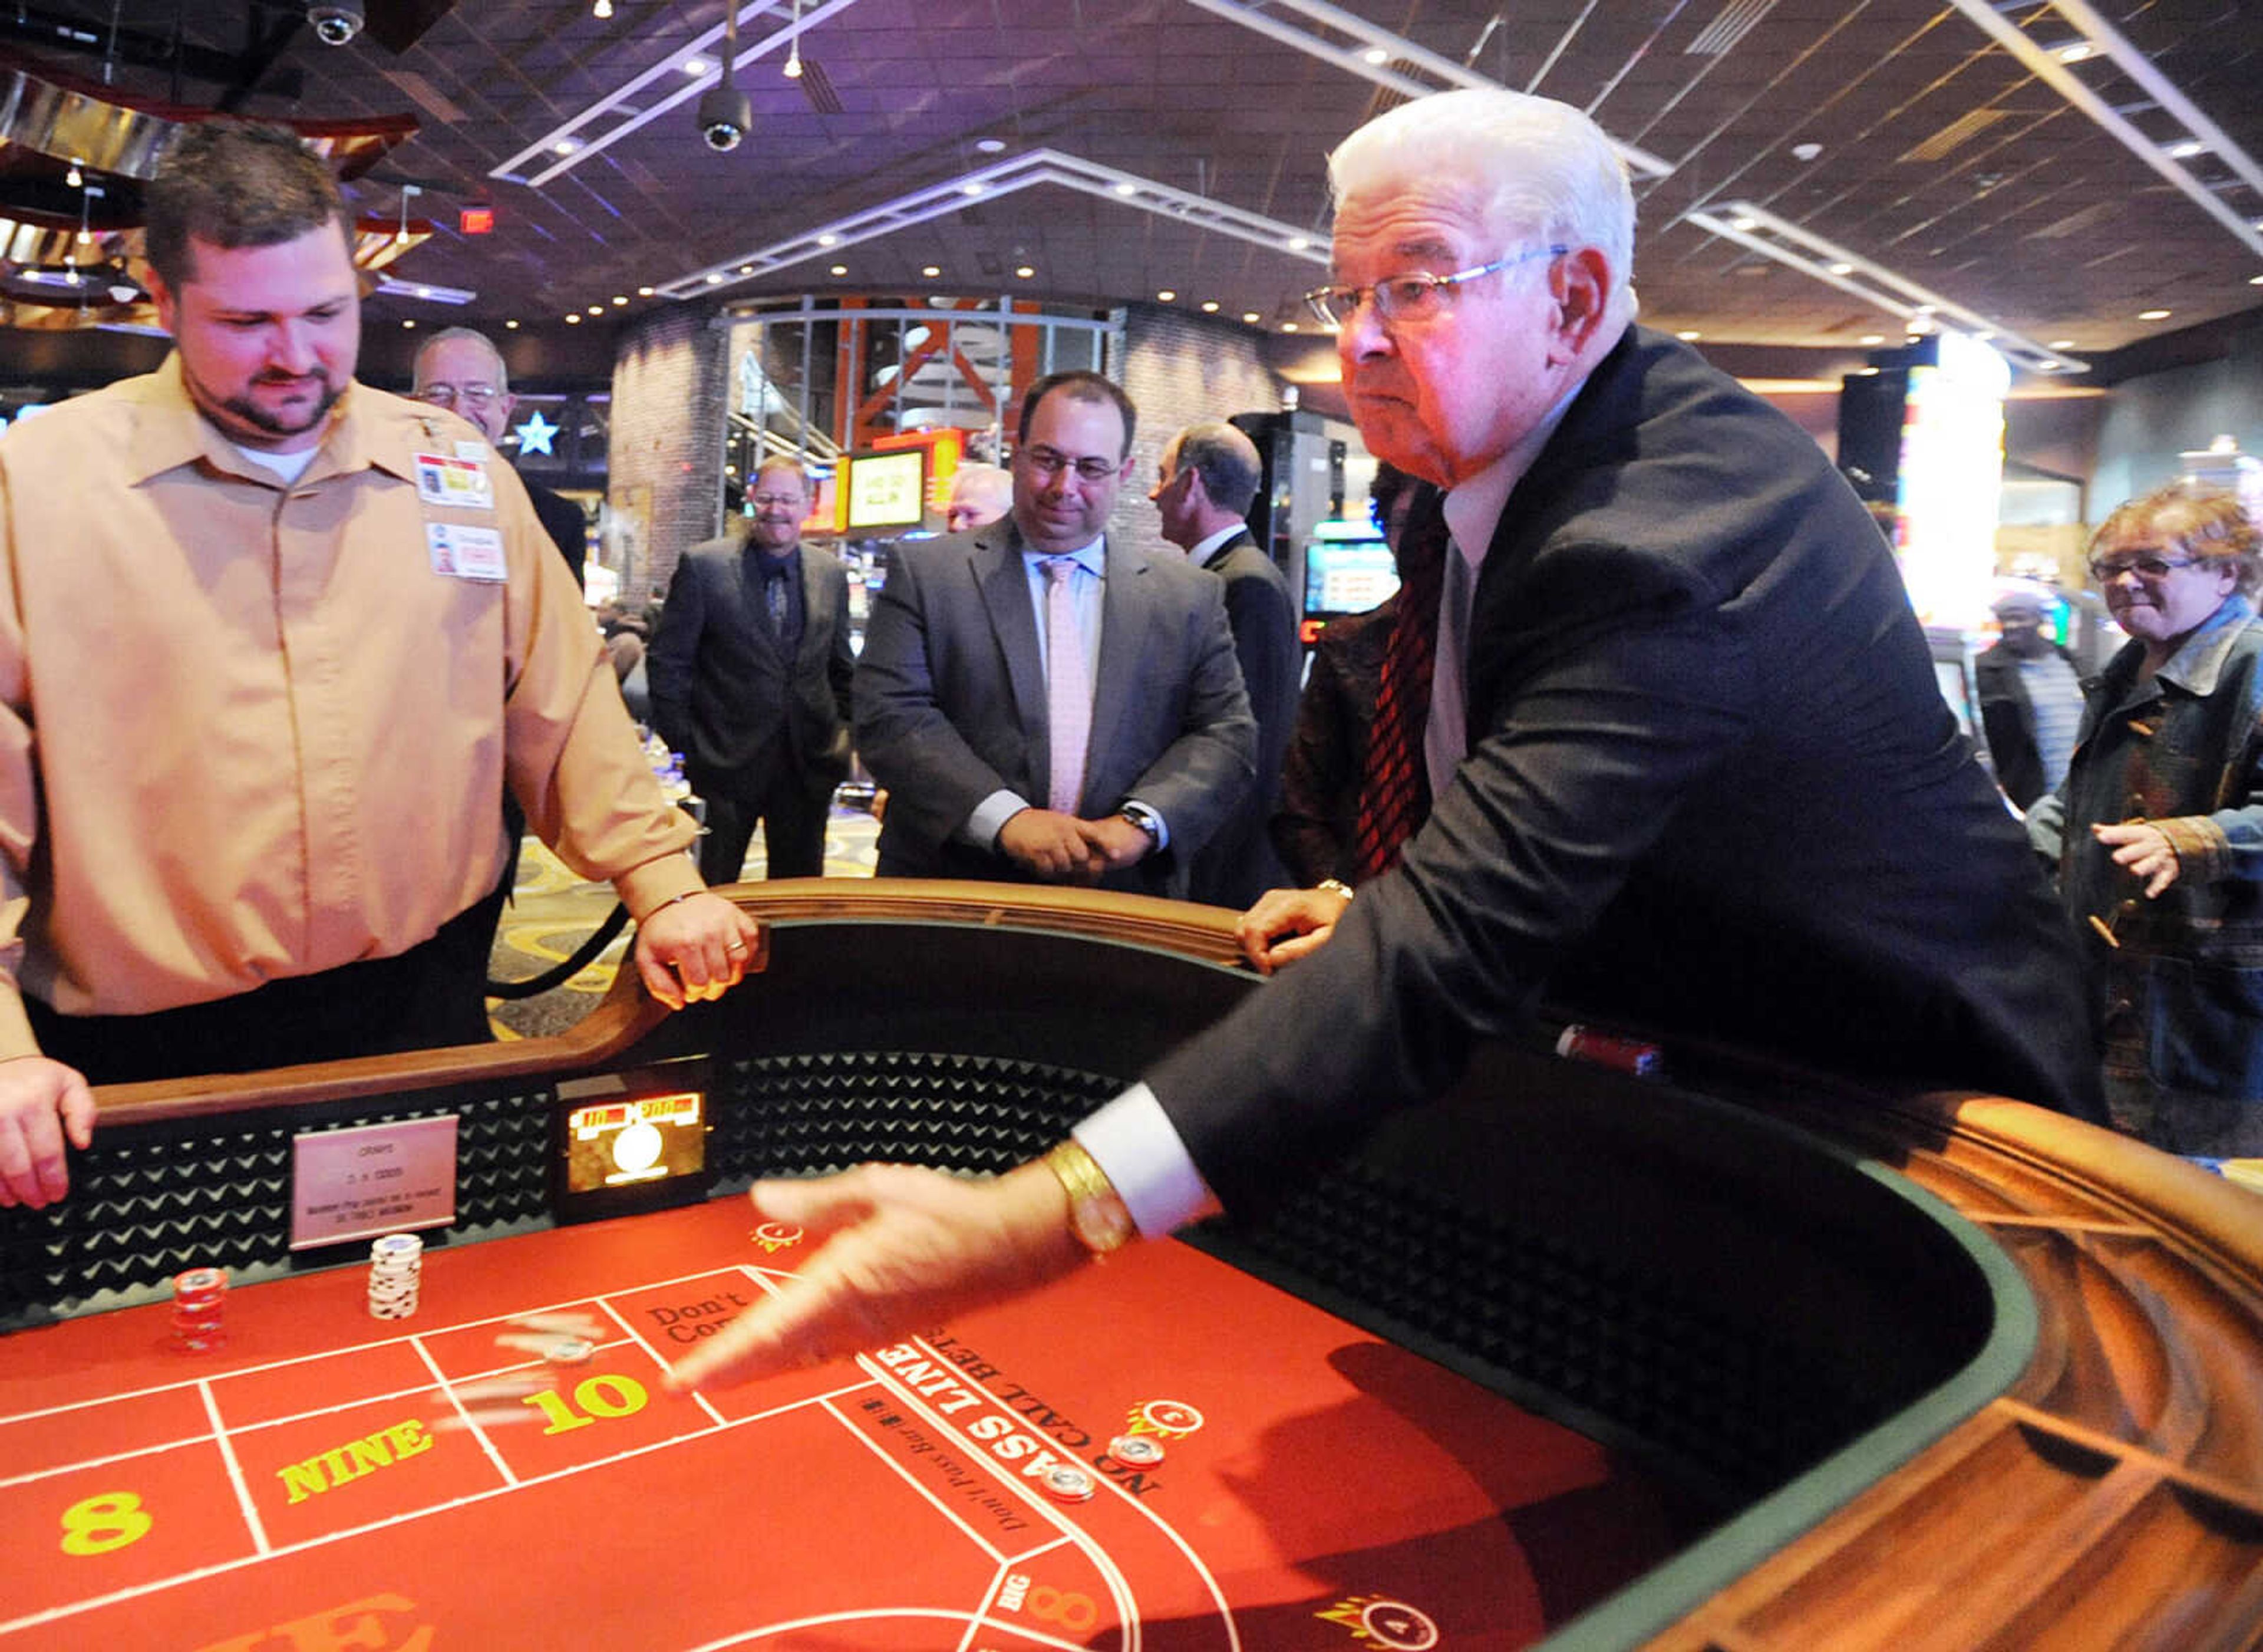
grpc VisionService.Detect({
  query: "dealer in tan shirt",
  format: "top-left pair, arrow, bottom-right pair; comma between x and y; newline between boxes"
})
0,123 -> 761,1212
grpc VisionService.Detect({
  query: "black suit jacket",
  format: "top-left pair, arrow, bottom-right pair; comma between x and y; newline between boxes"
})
647,532 -> 854,790
519,471 -> 587,588
1186,529 -> 1300,908
1147,327 -> 2104,1216
854,519 -> 1256,898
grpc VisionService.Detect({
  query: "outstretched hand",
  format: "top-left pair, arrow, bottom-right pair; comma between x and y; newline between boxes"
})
0,1057 -> 96,1209
667,1160 -> 1089,1391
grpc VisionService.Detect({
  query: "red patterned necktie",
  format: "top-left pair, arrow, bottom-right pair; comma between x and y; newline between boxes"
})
1351,502 -> 1449,881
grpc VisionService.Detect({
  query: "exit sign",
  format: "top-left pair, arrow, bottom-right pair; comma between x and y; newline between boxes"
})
459,206 -> 496,235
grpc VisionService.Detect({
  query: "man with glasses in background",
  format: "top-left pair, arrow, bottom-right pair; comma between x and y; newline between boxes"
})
411,327 -> 588,585
853,370 -> 1254,896
648,457 -> 855,885
668,91 -> 2101,1390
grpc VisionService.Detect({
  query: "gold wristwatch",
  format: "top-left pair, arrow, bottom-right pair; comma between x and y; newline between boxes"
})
1043,1140 -> 1135,1256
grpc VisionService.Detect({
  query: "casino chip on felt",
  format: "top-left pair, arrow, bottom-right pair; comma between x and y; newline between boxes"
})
171,1266 -> 229,1353
1040,1463 -> 1097,1503
1109,1434 -> 1166,1467
367,1234 -> 423,1320
495,1312 -> 603,1364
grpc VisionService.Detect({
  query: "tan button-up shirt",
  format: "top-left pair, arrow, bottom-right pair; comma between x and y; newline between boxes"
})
0,358 -> 700,1057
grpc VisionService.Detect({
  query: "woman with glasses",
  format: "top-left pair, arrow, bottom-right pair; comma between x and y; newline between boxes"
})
2027,480 -> 2263,1156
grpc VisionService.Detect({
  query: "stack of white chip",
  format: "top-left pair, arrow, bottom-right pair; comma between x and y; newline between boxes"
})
367,1233 -> 424,1319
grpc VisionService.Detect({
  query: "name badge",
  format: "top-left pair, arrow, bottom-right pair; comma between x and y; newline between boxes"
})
413,451 -> 494,510
428,522 -> 508,582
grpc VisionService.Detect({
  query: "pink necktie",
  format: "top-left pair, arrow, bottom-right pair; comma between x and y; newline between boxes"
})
1043,556 -> 1091,816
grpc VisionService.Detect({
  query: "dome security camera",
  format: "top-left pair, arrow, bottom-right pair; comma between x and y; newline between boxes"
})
308,0 -> 364,46
696,84 -> 752,153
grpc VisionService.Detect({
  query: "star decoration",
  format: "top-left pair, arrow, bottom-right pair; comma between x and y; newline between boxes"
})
514,409 -> 560,456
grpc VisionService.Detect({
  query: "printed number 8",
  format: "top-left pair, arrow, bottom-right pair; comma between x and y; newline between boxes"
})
61,1491 -> 153,1555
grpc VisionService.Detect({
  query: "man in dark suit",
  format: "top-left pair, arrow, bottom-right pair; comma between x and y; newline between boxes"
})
853,372 -> 1255,899
1150,420 -> 1299,907
411,328 -> 586,585
668,89 -> 2103,1391
648,458 -> 854,883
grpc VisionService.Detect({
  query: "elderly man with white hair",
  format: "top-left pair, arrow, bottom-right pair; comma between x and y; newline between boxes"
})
665,88 -> 2103,1390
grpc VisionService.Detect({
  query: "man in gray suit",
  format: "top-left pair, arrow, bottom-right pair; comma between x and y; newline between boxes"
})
648,458 -> 855,883
1152,421 -> 1300,908
855,371 -> 1256,898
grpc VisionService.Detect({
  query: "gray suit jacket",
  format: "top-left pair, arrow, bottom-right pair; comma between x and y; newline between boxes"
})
854,520 -> 1256,897
648,532 -> 854,787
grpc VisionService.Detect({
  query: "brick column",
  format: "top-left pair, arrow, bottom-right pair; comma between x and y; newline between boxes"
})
606,307 -> 728,608
1114,304 -> 1285,558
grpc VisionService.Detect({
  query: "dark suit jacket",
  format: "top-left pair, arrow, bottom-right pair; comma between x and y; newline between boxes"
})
1186,529 -> 1300,908
1146,327 -> 2104,1216
1975,640 -> 2076,809
647,532 -> 854,791
1271,596 -> 1394,887
520,471 -> 587,588
854,520 -> 1256,898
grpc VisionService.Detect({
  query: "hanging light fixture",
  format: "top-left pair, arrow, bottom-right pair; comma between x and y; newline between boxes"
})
784,0 -> 804,78
695,8 -> 750,150
394,184 -> 420,246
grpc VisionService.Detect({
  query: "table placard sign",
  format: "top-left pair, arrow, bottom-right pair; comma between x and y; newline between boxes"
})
288,1116 -> 460,1250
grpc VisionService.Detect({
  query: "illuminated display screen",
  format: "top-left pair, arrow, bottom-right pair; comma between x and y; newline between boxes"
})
844,450 -> 928,530
1302,536 -> 1399,619
563,1090 -> 705,1193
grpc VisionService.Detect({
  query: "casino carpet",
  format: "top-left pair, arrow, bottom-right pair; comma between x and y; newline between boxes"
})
483,806 -> 880,1041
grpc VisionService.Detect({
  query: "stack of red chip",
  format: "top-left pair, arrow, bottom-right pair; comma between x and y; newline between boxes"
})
171,1267 -> 228,1352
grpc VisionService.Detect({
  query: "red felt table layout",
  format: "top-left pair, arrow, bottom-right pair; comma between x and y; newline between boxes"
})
0,1196 -> 1679,1650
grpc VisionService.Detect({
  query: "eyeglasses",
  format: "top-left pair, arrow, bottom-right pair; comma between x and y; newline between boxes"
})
1304,244 -> 1569,329
413,384 -> 501,410
1018,446 -> 1120,484
749,493 -> 805,510
2088,554 -> 2201,583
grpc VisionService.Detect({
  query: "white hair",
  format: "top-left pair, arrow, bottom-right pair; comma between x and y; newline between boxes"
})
414,325 -> 511,394
1327,88 -> 1636,299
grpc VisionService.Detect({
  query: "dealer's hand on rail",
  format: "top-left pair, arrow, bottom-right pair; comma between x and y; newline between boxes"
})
665,1162 -> 1089,1390
635,892 -> 768,1010
0,1056 -> 95,1209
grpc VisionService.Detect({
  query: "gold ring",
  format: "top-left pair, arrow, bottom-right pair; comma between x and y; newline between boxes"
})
727,941 -> 747,953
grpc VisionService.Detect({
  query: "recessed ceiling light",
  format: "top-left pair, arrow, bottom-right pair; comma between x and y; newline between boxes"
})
922,265 -> 941,277
975,137 -> 1007,154
1790,141 -> 1823,162
1911,304 -> 1934,316
2054,41 -> 2094,62
2138,308 -> 2171,319
737,265 -> 753,275
830,263 -> 848,276
1200,300 -> 1219,312
1859,334 -> 1885,345
553,138 -> 581,156
505,319 -> 519,329
2167,139 -> 2205,160
566,314 -> 582,324
1730,214 -> 1758,232
638,285 -> 654,296
1827,261 -> 1854,275
612,295 -> 628,306
1677,329 -> 1701,340
1289,236 -> 1309,251
1282,321 -> 1298,332
586,304 -> 603,315
817,233 -> 839,246
960,183 -> 984,197
1242,311 -> 1260,324
2048,338 -> 2076,348
1015,265 -> 1035,278
705,272 -> 723,284
1156,289 -> 1176,302
2252,273 -> 2263,285
681,57 -> 712,77
402,318 -> 416,329
1114,183 -> 1137,197
1360,46 -> 1388,64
